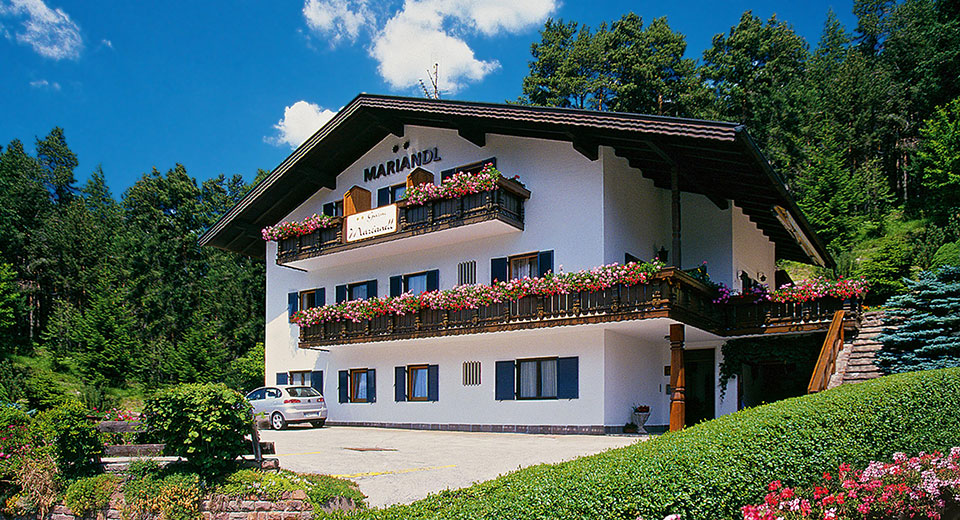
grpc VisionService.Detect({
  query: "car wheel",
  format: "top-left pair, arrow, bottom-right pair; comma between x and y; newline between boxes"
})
310,419 -> 326,428
270,412 -> 286,430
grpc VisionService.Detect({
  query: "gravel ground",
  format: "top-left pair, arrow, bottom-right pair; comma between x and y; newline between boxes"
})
258,425 -> 642,508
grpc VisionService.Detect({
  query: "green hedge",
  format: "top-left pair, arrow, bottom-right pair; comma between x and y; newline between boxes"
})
355,368 -> 960,520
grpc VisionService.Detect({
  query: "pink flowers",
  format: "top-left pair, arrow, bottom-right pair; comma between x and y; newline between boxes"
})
742,448 -> 960,520
292,260 -> 664,327
261,213 -> 338,242
405,164 -> 505,206
714,277 -> 870,304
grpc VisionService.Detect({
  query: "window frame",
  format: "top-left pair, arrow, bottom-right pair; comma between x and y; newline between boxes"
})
299,289 -> 321,310
390,183 -> 406,203
288,370 -> 310,386
347,281 -> 369,301
516,357 -> 559,400
349,369 -> 369,403
403,271 -> 429,295
323,201 -> 344,217
508,252 -> 539,281
406,364 -> 430,401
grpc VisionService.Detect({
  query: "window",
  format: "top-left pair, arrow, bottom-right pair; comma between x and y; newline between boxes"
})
246,389 -> 265,400
350,369 -> 370,402
264,388 -> 281,399
287,387 -> 322,398
518,358 -> 558,399
441,157 -> 497,181
323,201 -> 343,217
458,261 -> 476,285
390,183 -> 406,202
299,289 -> 323,310
348,282 -> 368,301
509,253 -> 538,280
289,371 -> 310,386
407,365 -> 429,401
404,272 -> 428,295
463,361 -> 481,386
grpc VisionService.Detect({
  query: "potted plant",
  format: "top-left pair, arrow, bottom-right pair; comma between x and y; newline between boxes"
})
632,404 -> 651,434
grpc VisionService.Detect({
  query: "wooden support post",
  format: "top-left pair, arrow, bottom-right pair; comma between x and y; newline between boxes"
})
669,323 -> 685,432
671,165 -> 682,268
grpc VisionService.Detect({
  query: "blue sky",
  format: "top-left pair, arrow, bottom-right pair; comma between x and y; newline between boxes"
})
0,0 -> 856,194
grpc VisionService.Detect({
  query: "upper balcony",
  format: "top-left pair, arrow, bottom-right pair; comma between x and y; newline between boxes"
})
297,268 -> 862,348
276,177 -> 529,268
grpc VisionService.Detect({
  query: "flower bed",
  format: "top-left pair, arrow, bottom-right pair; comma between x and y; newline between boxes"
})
405,163 -> 506,206
742,448 -> 960,519
292,260 -> 663,327
714,277 -> 870,304
261,213 -> 338,242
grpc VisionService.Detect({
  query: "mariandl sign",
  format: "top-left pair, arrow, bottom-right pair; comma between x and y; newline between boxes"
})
345,204 -> 398,242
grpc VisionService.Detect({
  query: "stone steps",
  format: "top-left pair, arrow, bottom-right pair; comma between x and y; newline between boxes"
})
836,312 -> 894,386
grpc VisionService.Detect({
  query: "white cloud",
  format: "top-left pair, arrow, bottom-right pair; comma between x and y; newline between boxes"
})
0,0 -> 83,60
100,38 -> 112,48
301,0 -> 557,94
266,100 -> 336,149
302,0 -> 372,45
29,78 -> 59,90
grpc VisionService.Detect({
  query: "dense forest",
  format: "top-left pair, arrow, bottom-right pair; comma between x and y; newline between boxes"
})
0,131 -> 266,408
1,0 -> 958,406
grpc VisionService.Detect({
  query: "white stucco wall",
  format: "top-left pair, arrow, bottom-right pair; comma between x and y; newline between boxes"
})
601,147 -> 670,264
732,205 -> 776,290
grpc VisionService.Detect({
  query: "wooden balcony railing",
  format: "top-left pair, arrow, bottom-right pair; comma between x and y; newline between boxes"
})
277,178 -> 529,264
298,268 -> 862,348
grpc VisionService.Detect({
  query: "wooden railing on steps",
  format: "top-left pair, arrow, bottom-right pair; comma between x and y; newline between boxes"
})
807,310 -> 846,393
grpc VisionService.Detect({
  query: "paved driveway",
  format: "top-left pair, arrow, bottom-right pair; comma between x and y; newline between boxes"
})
259,426 -> 641,508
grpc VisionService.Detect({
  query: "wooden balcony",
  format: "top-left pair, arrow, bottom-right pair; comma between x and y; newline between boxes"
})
277,178 -> 529,265
298,268 -> 861,348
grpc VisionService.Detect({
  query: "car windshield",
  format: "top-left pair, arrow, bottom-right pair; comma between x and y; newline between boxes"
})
287,386 -> 321,397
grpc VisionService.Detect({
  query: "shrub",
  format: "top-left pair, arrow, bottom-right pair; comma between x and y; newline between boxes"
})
352,368 -> 960,520
30,399 -> 103,480
64,473 -> 121,516
140,383 -> 252,476
216,469 -> 366,509
122,470 -> 202,520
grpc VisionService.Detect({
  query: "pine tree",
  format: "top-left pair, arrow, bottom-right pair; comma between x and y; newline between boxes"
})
876,266 -> 960,373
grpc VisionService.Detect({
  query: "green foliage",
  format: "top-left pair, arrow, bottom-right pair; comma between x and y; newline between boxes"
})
223,342 -> 265,393
350,368 -> 960,520
141,383 -> 252,476
71,278 -> 137,387
30,400 -> 103,480
876,266 -> 960,373
63,474 -> 120,516
854,224 -> 916,302
718,333 -> 825,397
917,97 -> 960,224
122,469 -> 202,520
216,469 -> 366,509
932,241 -> 960,268
0,261 -> 22,336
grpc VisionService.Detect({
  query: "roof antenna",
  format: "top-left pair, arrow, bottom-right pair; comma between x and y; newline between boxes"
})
419,63 -> 440,99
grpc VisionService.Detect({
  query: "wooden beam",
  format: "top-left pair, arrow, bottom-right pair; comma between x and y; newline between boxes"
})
671,165 -> 682,268
643,140 -> 729,210
566,132 -> 600,161
669,324 -> 686,432
458,126 -> 486,147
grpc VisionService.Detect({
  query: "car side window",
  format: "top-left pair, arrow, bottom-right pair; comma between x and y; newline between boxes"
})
246,389 -> 265,400
265,388 -> 281,399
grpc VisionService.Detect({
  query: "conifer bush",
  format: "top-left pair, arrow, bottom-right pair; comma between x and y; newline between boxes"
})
352,368 -> 960,520
876,266 -> 960,373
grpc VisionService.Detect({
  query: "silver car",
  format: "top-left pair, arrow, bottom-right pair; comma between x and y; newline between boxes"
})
246,385 -> 328,430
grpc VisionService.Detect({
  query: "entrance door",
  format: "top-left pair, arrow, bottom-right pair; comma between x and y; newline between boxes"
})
684,349 -> 716,427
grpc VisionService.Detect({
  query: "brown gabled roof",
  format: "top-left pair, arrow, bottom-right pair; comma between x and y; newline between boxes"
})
199,93 -> 833,268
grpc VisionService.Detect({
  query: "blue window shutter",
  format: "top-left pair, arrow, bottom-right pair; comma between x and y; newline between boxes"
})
426,270 -> 439,292
367,369 -> 376,403
495,361 -> 515,400
335,285 -> 347,303
389,275 -> 403,297
311,371 -> 323,394
394,366 -> 406,402
428,365 -> 439,402
491,257 -> 507,284
338,370 -> 348,403
366,280 -> 378,298
316,288 -> 325,306
538,250 -> 554,277
377,187 -> 391,207
287,292 -> 299,317
557,357 -> 579,399
276,372 -> 288,386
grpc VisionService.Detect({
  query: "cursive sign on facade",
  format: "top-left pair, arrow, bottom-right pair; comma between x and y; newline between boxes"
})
345,204 -> 398,242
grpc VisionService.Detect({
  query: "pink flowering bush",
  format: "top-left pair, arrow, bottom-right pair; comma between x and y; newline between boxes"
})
261,213 -> 338,242
742,448 -> 960,520
292,260 -> 663,326
405,163 -> 505,206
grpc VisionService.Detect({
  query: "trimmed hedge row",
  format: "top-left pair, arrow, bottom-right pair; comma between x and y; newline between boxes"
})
356,368 -> 960,520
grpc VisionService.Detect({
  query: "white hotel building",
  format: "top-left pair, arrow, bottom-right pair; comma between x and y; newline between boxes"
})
201,95 -> 847,434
